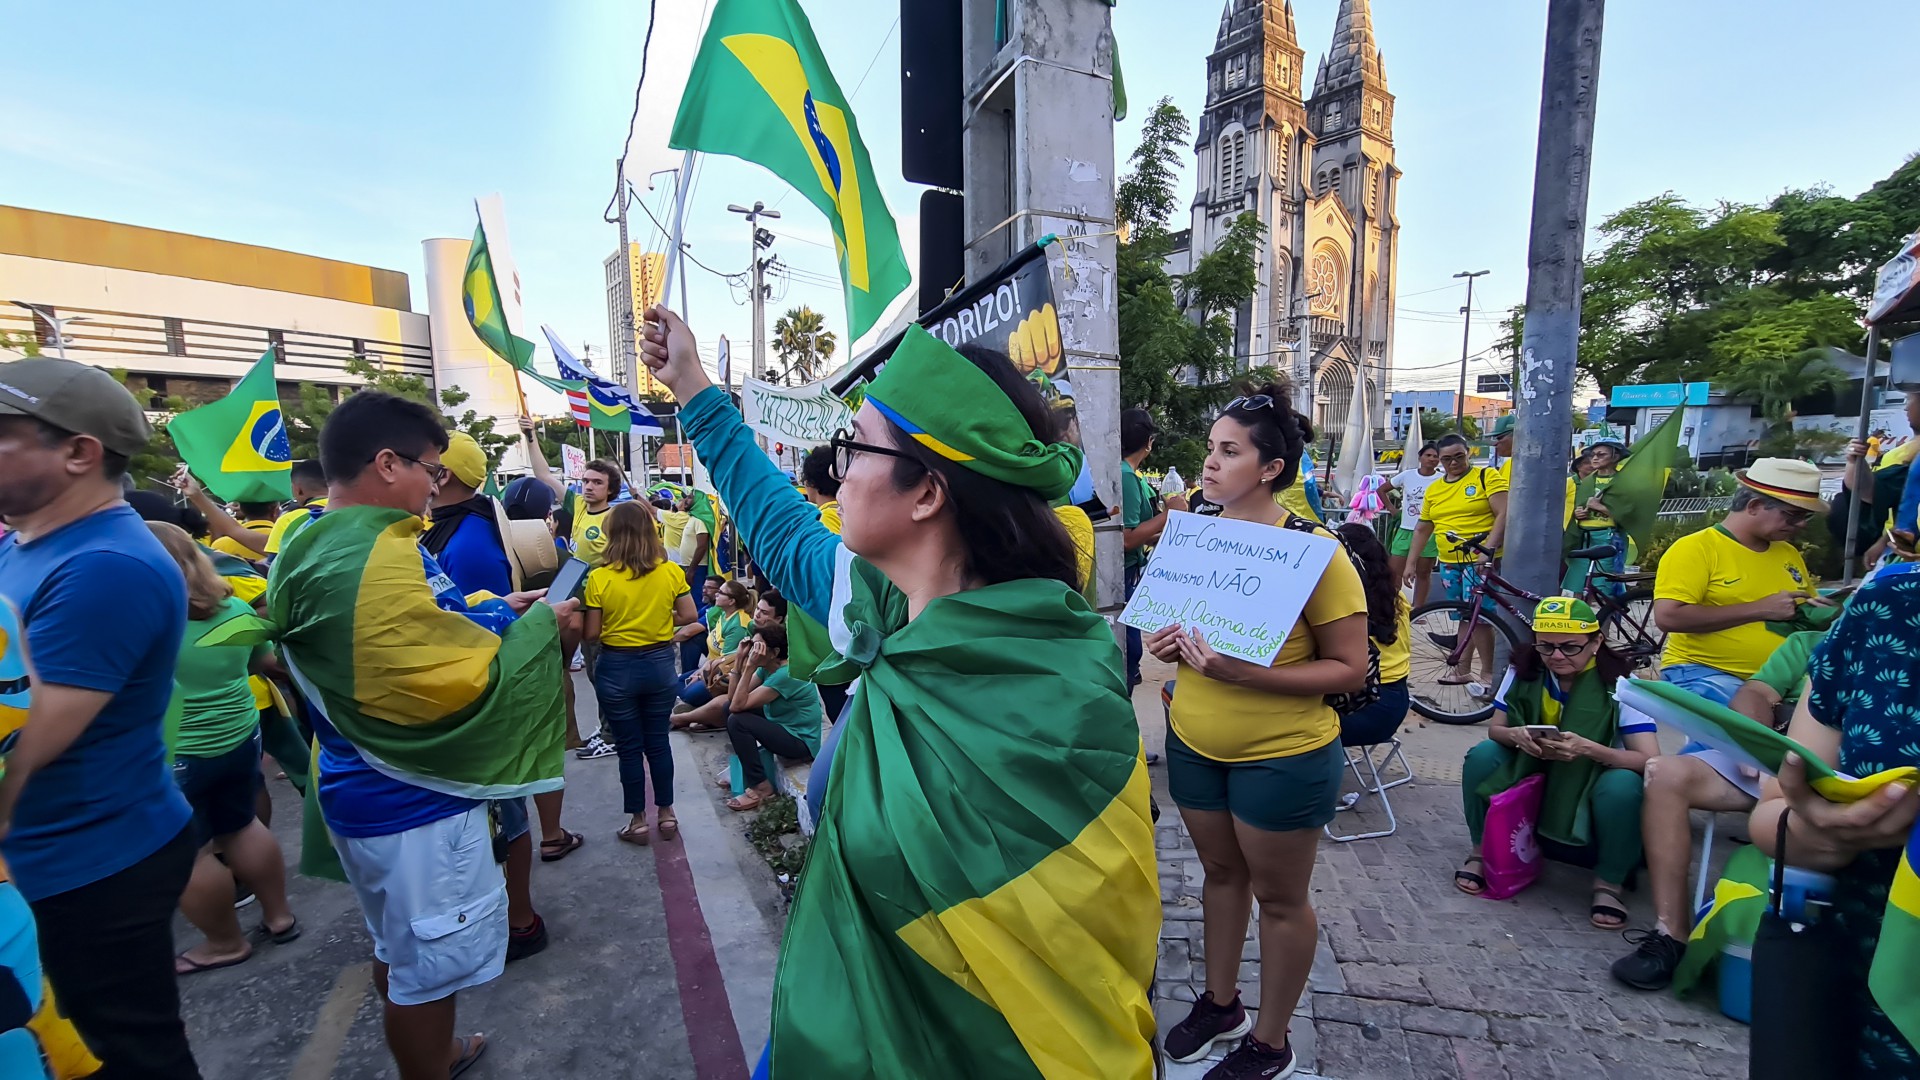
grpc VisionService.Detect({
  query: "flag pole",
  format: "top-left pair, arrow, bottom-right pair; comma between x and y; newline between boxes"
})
656,149 -> 699,322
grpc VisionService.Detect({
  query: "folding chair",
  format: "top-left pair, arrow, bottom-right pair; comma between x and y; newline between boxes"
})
1325,737 -> 1415,842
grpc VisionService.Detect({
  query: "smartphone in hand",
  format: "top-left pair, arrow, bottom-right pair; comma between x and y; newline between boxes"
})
544,558 -> 590,606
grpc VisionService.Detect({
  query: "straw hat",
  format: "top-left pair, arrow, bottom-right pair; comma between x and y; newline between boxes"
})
1735,458 -> 1828,513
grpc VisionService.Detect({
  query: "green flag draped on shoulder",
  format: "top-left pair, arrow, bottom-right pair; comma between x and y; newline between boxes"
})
1596,406 -> 1683,558
766,560 -> 1158,1078
166,349 -> 293,503
670,0 -> 911,343
260,505 -> 566,800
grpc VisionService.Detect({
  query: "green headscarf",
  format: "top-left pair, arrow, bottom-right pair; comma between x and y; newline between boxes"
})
864,325 -> 1081,499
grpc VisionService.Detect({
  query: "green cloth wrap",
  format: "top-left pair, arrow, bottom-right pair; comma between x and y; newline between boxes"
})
1475,666 -> 1620,849
864,324 -> 1082,500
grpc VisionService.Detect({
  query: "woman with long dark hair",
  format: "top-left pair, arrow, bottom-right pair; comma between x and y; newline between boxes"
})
1335,522 -> 1411,746
1455,597 -> 1659,930
641,309 -> 1156,1079
1149,383 -> 1370,1078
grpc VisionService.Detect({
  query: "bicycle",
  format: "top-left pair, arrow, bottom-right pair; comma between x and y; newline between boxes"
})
1406,533 -> 1665,724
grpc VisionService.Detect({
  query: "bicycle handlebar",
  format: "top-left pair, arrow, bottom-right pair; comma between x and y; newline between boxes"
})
1442,531 -> 1495,557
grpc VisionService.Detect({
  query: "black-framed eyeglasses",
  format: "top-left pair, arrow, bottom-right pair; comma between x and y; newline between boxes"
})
1533,640 -> 1592,657
828,429 -> 920,482
1226,394 -> 1276,413
1761,497 -> 1816,525
389,451 -> 448,484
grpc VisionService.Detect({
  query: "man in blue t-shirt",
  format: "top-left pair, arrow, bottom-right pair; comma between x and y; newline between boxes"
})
287,391 -> 565,1080
0,358 -> 201,1078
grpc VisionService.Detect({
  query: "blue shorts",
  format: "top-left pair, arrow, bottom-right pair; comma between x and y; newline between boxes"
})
491,797 -> 530,847
1165,726 -> 1346,832
1437,562 -> 1497,614
172,729 -> 263,843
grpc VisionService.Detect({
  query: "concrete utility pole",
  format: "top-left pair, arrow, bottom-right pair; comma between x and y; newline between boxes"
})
613,166 -> 638,399
1453,270 -> 1489,425
961,0 -> 1122,611
727,202 -> 780,385
1508,0 -> 1606,604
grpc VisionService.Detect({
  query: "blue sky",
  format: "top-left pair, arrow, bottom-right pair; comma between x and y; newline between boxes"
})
3,0 -> 1915,407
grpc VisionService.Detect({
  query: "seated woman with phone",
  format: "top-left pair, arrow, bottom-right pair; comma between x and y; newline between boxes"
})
1456,597 -> 1660,929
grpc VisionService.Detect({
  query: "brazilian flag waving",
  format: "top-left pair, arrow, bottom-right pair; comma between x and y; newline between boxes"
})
670,0 -> 911,343
166,349 -> 293,502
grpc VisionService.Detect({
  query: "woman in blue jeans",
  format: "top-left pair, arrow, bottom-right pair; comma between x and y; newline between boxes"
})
583,503 -> 698,844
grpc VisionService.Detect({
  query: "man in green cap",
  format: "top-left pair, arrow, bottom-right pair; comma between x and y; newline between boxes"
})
641,307 -> 1159,1080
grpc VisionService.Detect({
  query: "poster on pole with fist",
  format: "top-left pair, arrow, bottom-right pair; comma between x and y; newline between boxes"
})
831,239 -> 1061,394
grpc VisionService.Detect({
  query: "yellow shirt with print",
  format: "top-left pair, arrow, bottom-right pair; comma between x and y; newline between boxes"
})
572,505 -> 614,567
1169,513 -> 1368,762
1420,466 -> 1508,564
1052,504 -> 1095,593
211,519 -> 275,561
1377,596 -> 1412,684
817,501 -> 843,535
264,499 -> 326,555
1655,525 -> 1813,679
584,561 -> 689,648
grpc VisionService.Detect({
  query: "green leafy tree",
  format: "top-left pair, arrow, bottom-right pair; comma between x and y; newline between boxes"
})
771,306 -> 836,384
1,329 -> 41,357
109,369 -> 187,486
1116,100 -> 1276,479
283,356 -> 515,470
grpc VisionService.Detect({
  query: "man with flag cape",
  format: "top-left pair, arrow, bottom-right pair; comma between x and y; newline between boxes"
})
642,307 -> 1158,1079
218,390 -> 569,1078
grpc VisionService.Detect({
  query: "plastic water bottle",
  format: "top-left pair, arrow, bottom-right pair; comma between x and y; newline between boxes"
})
1160,467 -> 1185,496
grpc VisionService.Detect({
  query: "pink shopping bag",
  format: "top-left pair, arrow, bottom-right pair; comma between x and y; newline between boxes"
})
1479,773 -> 1545,900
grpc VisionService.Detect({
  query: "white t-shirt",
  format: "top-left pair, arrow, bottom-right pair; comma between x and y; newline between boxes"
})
677,516 -> 710,566
1392,469 -> 1440,530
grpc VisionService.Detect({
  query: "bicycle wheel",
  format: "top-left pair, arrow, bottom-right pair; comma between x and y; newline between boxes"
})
1407,600 -> 1519,725
1599,587 -> 1663,666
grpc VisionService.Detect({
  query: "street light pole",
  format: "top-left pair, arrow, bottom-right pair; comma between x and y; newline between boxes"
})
1453,271 -> 1490,426
726,202 -> 780,386
7,302 -> 92,359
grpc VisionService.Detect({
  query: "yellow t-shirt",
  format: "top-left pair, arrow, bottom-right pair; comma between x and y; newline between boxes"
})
1420,466 -> 1508,564
211,519 -> 275,560
659,509 -> 690,552
1169,513 -> 1368,762
818,501 -> 843,535
584,561 -> 690,648
1377,596 -> 1412,684
572,505 -> 613,567
1053,504 -> 1095,592
1655,525 -> 1814,679
264,499 -> 325,555
1883,440 -> 1917,469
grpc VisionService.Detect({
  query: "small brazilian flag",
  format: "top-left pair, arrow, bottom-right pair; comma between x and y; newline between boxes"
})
1871,830 -> 1920,1049
166,349 -> 293,502
670,0 -> 911,343
462,211 -> 536,372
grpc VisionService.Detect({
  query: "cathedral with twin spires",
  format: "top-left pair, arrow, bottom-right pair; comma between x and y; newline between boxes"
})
1171,0 -> 1399,434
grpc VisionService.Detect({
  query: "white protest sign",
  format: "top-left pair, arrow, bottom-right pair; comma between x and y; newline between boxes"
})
1118,511 -> 1341,665
741,377 -> 853,447
560,443 -> 586,480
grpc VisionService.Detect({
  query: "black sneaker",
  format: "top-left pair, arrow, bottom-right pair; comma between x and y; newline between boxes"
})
1163,991 -> 1251,1064
1204,1035 -> 1295,1079
233,883 -> 256,910
1610,927 -> 1686,990
506,915 -> 549,963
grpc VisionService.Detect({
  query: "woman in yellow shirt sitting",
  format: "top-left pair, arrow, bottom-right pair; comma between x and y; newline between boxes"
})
1147,382 -> 1370,1076
584,502 -> 699,844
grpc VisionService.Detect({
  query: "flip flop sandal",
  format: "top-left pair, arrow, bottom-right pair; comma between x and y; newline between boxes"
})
177,950 -> 252,976
1590,887 -> 1629,929
1438,674 -> 1476,686
1454,856 -> 1487,896
249,919 -> 302,945
539,830 -> 585,862
656,815 -> 680,842
450,1035 -> 488,1079
617,824 -> 652,846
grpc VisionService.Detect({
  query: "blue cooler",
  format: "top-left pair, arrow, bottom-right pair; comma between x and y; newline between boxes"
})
1718,942 -> 1753,1023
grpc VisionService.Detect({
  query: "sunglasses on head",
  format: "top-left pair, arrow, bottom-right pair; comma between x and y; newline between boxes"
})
1533,640 -> 1591,657
1227,394 -> 1276,413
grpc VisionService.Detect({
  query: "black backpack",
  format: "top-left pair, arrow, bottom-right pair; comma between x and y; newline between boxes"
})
1279,515 -> 1383,716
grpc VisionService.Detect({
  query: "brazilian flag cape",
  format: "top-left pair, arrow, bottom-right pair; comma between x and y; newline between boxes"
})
768,560 -> 1159,1079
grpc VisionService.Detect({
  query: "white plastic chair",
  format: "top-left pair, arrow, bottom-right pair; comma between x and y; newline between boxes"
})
1325,738 -> 1415,842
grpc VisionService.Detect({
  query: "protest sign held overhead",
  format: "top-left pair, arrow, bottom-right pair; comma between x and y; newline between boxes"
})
1119,511 -> 1341,665
741,377 -> 853,447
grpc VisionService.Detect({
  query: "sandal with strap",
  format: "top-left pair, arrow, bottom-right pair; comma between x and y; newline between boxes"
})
726,789 -> 767,813
450,1034 -> 488,1078
656,813 -> 679,842
1454,855 -> 1487,896
1590,886 -> 1629,929
617,823 -> 651,846
539,830 -> 584,862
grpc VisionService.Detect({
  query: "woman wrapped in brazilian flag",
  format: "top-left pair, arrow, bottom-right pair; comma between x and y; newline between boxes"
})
641,308 -> 1158,1079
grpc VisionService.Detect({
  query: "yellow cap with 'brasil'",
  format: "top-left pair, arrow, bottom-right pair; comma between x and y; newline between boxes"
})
1533,596 -> 1600,635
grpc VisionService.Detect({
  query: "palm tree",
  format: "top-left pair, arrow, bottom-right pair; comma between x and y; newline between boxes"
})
771,306 -> 836,384
1720,348 -> 1847,423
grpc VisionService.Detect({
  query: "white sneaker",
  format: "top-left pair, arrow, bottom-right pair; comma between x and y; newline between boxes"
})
575,734 -> 616,759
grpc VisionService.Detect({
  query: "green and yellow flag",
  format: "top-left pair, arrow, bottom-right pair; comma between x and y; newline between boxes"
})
1872,831 -> 1920,1048
1672,845 -> 1768,997
254,506 -> 566,800
1592,405 -> 1684,558
165,349 -> 293,503
765,561 -> 1158,1078
462,205 -> 536,372
670,0 -> 911,343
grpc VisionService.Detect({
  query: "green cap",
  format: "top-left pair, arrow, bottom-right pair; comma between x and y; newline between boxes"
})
0,358 -> 152,457
865,325 -> 1082,499
1491,413 -> 1516,438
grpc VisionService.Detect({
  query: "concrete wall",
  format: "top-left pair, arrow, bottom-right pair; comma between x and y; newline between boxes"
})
421,238 -> 529,472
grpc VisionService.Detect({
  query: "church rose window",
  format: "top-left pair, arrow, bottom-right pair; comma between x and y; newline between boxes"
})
1308,248 -> 1343,315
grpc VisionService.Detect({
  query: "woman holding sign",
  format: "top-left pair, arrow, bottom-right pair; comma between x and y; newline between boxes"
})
639,308 -> 1157,1080
1146,384 -> 1370,1078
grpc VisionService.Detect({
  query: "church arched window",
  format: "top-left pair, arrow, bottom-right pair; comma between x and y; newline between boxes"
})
1307,243 -> 1344,317
1218,128 -> 1247,197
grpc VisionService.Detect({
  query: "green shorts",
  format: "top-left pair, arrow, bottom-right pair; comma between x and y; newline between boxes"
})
1389,528 -> 1439,559
1165,726 -> 1346,832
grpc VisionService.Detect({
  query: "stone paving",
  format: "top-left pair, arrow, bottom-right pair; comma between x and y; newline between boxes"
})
1151,765 -> 1750,1080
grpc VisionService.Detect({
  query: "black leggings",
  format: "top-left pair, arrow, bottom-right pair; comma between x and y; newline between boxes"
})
727,711 -> 814,787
